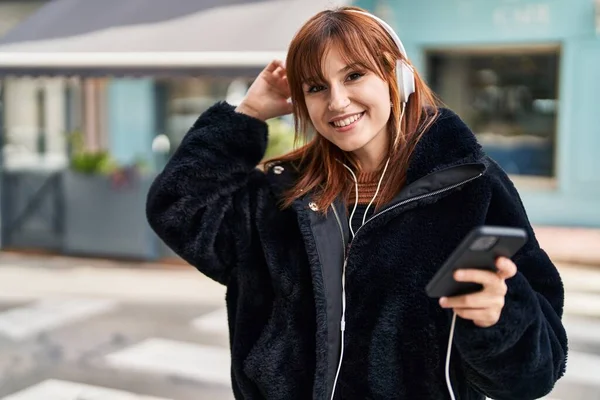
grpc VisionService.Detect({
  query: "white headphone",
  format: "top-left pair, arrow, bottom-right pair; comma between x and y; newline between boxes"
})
346,10 -> 415,104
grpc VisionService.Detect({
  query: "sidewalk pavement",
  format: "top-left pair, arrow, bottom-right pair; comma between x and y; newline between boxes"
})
1,257 -> 599,318
0,250 -> 598,312
1,225 -> 598,269
0,225 -> 596,308
0,252 -> 226,306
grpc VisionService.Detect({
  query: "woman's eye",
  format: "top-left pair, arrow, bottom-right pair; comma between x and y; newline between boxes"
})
307,85 -> 325,93
347,72 -> 364,81
305,73 -> 363,93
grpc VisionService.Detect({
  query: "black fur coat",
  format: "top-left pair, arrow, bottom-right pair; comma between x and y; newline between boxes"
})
146,102 -> 567,400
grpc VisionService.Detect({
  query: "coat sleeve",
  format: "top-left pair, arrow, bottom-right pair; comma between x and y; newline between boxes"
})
453,161 -> 568,400
146,101 -> 269,285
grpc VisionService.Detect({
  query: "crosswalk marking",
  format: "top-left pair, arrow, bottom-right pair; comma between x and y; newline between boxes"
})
0,298 -> 117,340
104,338 -> 231,386
191,308 -> 228,335
0,379 -> 171,400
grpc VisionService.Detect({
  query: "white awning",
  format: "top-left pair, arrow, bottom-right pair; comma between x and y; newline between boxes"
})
0,0 -> 349,74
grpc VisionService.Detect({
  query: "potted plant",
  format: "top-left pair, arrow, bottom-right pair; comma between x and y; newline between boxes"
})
63,132 -> 158,260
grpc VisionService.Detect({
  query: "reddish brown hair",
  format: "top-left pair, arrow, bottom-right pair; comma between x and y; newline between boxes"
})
267,6 -> 440,212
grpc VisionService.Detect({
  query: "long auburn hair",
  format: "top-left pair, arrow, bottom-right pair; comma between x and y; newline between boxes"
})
267,6 -> 440,212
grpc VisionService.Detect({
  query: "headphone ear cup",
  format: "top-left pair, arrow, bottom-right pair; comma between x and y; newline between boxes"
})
395,60 -> 415,104
395,60 -> 406,103
401,63 -> 415,103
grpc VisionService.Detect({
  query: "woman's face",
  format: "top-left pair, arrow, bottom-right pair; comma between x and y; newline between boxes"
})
302,45 -> 392,169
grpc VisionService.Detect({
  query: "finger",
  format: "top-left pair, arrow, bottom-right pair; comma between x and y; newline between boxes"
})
495,257 -> 517,279
454,268 -> 501,287
270,66 -> 288,83
275,69 -> 287,81
454,269 -> 507,295
440,293 -> 504,309
262,68 -> 286,88
265,59 -> 284,73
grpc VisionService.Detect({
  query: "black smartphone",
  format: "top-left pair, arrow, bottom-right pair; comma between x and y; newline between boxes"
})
425,226 -> 528,298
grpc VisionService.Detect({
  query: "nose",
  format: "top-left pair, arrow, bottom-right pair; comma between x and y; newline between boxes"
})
328,84 -> 350,112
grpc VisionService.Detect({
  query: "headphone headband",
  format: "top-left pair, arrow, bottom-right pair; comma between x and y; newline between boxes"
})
346,10 -> 409,59
346,9 -> 415,103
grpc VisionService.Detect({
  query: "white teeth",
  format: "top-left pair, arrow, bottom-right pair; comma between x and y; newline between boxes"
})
332,113 -> 362,127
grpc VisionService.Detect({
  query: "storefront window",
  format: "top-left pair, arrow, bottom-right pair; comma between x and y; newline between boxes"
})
151,75 -> 296,168
156,77 -> 253,151
1,77 -> 72,170
427,50 -> 559,178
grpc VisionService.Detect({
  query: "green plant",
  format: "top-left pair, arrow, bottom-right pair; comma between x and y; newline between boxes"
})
70,150 -> 119,175
67,130 -> 147,176
67,130 -> 115,175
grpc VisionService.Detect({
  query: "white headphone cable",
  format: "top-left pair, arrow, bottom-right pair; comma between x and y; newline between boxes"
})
343,165 -> 359,239
362,157 -> 390,226
393,102 -> 407,150
446,311 -> 458,400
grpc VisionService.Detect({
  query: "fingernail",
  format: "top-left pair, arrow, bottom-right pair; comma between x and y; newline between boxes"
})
455,271 -> 463,279
439,297 -> 447,305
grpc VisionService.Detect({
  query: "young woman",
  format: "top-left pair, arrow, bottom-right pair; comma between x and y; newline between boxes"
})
146,6 -> 567,400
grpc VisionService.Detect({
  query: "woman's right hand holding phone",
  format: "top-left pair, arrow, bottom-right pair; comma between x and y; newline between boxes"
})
439,257 -> 517,328
235,59 -> 293,122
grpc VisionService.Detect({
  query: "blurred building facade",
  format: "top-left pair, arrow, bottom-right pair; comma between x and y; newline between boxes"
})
359,0 -> 600,227
0,0 -> 341,260
0,0 -> 598,261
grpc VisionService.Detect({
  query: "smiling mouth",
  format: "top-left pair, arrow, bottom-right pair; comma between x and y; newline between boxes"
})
329,112 -> 365,128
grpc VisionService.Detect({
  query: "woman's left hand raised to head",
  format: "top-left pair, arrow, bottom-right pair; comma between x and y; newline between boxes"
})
439,257 -> 518,328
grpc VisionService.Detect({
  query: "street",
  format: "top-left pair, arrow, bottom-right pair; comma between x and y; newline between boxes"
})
0,254 -> 598,400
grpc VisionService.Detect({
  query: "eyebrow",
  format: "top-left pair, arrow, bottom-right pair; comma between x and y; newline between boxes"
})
303,62 -> 366,84
338,62 -> 364,74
